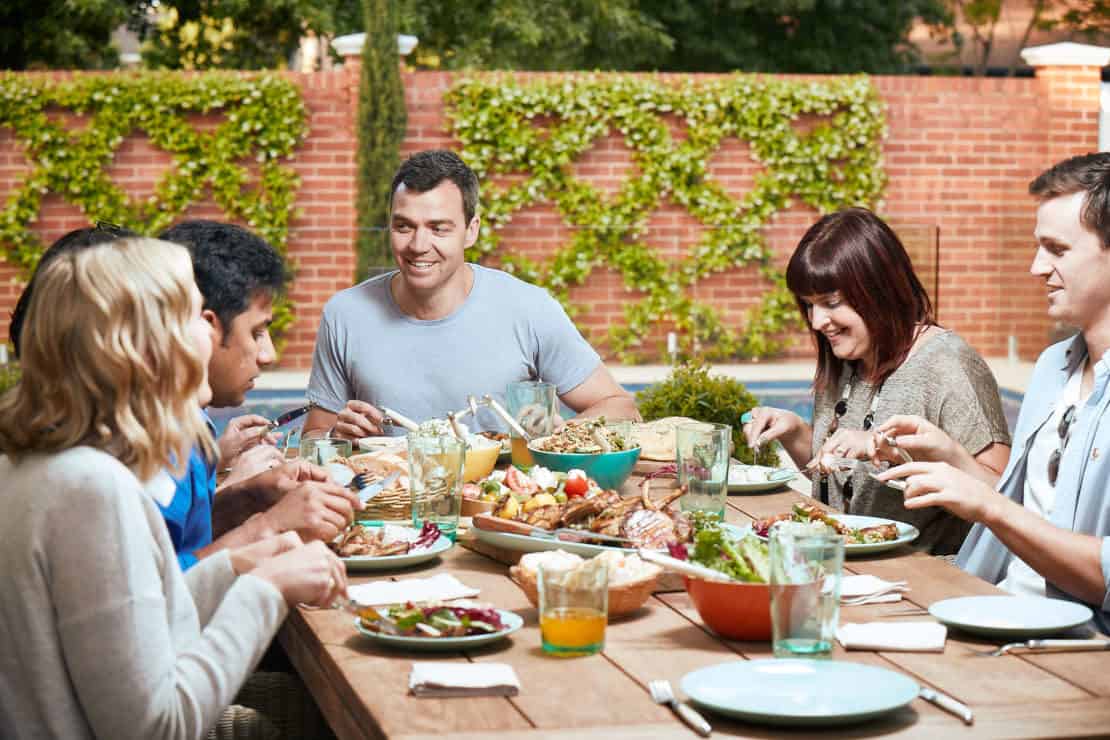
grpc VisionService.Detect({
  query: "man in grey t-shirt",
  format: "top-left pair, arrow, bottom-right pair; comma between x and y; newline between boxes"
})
303,150 -> 638,438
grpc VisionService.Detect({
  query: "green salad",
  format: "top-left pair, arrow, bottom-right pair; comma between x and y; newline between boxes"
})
684,512 -> 770,583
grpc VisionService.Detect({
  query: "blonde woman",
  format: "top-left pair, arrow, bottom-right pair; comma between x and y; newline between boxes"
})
0,238 -> 346,739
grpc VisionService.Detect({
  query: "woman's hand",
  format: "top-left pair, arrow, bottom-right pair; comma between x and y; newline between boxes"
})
878,461 -> 999,523
743,407 -> 804,448
229,531 -> 303,575
871,415 -> 958,465
819,429 -> 873,460
251,540 -> 348,607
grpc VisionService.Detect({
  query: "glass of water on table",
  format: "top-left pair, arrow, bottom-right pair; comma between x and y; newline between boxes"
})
676,421 -> 731,521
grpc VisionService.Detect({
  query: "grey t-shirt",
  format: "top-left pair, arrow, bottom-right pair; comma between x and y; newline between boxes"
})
307,264 -> 602,433
811,331 -> 1011,555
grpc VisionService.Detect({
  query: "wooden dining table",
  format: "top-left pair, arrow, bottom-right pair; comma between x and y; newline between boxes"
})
279,473 -> 1110,739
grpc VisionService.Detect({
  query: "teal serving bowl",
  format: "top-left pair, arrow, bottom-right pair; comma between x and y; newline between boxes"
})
526,436 -> 642,490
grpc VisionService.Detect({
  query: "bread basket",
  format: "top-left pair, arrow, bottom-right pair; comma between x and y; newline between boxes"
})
509,561 -> 660,618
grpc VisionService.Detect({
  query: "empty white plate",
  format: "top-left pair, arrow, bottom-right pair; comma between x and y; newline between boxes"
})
929,595 -> 1093,639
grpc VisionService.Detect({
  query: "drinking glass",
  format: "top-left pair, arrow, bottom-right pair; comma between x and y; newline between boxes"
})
538,559 -> 608,657
769,524 -> 844,658
297,429 -> 353,464
506,380 -> 558,468
676,422 -> 731,520
408,432 -> 465,542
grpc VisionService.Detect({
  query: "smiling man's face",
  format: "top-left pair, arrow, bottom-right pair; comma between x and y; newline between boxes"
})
1031,191 -> 1110,331
389,180 -> 479,300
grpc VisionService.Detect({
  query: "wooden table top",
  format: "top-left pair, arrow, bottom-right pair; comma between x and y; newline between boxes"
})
279,475 -> 1110,739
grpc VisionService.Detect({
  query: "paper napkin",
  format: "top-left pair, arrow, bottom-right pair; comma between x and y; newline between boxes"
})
348,574 -> 480,607
837,621 -> 947,652
409,662 -> 521,698
840,574 -> 910,606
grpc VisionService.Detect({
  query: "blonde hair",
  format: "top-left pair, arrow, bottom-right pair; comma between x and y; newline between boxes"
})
0,238 -> 216,480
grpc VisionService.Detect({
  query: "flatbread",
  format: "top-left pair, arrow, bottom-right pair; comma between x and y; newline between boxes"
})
632,416 -> 702,461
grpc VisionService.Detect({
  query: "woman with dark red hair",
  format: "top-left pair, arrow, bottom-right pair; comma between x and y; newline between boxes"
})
743,208 -> 1011,555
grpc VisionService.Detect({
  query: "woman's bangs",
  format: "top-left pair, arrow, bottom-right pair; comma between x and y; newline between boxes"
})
786,247 -> 841,300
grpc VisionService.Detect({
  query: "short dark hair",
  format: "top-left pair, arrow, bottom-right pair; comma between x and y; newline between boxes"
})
159,220 -> 287,342
786,208 -> 936,392
10,223 -> 138,359
390,150 -> 480,224
1029,152 -> 1110,249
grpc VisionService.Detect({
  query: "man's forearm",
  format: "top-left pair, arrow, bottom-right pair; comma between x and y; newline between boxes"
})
573,394 -> 642,423
196,514 -> 277,560
211,480 -> 275,537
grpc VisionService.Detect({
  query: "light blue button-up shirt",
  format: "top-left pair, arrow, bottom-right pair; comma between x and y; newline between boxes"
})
958,334 -> 1110,631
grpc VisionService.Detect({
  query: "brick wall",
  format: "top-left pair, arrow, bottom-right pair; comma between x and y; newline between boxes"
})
0,61 -> 1100,368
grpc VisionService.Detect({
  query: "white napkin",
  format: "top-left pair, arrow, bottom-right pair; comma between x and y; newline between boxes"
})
840,574 -> 909,605
409,662 -> 521,698
837,621 -> 947,652
348,574 -> 480,607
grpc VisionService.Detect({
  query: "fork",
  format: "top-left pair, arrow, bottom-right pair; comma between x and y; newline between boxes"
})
648,679 -> 711,737
349,470 -> 401,506
968,639 -> 1110,657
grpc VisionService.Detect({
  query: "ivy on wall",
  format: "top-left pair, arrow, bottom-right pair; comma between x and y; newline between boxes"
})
0,72 -> 307,341
445,74 -> 887,361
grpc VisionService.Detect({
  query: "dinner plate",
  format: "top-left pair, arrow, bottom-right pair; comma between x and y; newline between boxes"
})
681,659 -> 919,726
357,436 -> 406,453
341,535 -> 453,572
728,465 -> 796,493
755,513 -> 919,556
472,521 -> 748,558
353,609 -> 523,651
928,595 -> 1093,639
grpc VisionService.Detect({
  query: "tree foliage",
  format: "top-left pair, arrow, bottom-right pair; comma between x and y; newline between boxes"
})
0,0 -> 139,70
636,0 -> 951,73
392,0 -> 673,70
355,0 -> 406,278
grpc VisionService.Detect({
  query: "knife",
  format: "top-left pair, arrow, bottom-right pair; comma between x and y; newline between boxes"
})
270,403 -> 313,428
355,471 -> 401,506
918,686 -> 973,725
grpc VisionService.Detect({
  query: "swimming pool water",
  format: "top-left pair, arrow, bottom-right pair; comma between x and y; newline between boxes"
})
206,381 -> 1024,439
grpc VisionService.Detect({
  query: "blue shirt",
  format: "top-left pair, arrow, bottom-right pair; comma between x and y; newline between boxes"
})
157,415 -> 218,571
958,335 -> 1110,631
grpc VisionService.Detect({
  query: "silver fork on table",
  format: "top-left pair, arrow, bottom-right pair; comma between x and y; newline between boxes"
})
648,679 -> 711,737
968,639 -> 1110,657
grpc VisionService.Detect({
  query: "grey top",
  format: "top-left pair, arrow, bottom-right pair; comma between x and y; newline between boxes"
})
307,264 -> 602,433
811,331 -> 1011,555
0,447 -> 288,740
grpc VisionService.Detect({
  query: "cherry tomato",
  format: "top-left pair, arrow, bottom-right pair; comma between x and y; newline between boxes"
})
564,476 -> 589,497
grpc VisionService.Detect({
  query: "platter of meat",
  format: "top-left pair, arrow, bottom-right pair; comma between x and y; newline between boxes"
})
330,522 -> 452,571
752,503 -> 918,556
471,482 -> 696,557
353,602 -> 523,650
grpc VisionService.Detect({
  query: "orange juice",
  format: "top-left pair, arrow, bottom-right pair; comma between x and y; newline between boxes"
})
540,607 -> 606,656
511,435 -> 534,468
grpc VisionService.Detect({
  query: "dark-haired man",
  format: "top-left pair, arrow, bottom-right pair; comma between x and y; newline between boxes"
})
880,152 -> 1110,631
159,220 -> 360,567
303,149 -> 638,439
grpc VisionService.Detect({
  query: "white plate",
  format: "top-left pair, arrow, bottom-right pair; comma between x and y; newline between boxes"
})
341,535 -> 453,572
353,609 -> 523,651
929,595 -> 1093,639
472,521 -> 747,557
755,513 -> 919,556
728,465 -> 796,493
681,659 -> 919,726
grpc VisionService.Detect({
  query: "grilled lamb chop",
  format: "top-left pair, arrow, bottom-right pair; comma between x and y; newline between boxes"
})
621,508 -> 679,549
523,505 -> 562,529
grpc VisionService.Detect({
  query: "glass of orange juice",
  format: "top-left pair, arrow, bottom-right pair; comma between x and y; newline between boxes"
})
538,558 -> 608,657
506,380 -> 557,468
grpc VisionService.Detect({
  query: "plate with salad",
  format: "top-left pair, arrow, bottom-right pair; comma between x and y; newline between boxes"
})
752,503 -> 918,556
353,602 -> 523,650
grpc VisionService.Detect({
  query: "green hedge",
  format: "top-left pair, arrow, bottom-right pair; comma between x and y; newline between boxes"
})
446,74 -> 887,361
0,72 -> 307,343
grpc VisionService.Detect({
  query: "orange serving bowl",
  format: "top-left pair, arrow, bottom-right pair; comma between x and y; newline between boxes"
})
684,576 -> 773,641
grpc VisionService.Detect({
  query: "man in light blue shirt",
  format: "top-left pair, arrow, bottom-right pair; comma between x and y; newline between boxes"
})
877,152 -> 1110,630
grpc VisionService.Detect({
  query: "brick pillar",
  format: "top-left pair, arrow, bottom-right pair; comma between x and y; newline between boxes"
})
1022,42 -> 1109,163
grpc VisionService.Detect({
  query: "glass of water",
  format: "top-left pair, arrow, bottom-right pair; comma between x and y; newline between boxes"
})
676,422 -> 731,520
408,431 -> 465,542
769,523 -> 844,659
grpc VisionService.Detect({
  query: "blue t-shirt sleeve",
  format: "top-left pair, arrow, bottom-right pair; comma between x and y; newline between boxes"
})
157,447 -> 215,571
177,551 -> 200,571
